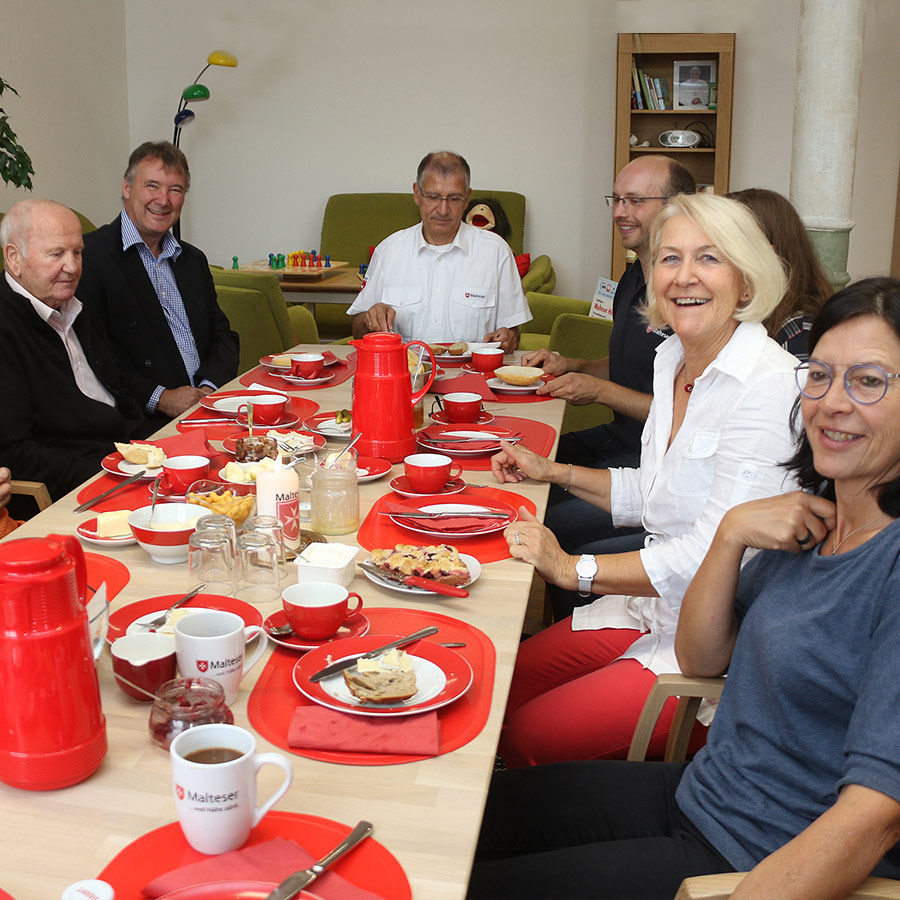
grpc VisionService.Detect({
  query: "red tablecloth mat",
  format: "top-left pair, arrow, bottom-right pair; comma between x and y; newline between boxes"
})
75,451 -> 232,513
414,416 -> 556,472
239,358 -> 356,390
176,396 -> 320,439
247,607 -> 495,765
85,552 -> 130,598
356,486 -> 535,562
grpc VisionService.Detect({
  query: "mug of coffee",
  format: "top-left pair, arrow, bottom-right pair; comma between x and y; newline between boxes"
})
170,723 -> 293,855
471,347 -> 504,373
404,452 -> 463,493
281,582 -> 364,641
174,610 -> 266,705
162,455 -> 210,493
111,633 -> 177,701
291,353 -> 325,379
443,392 -> 483,423
237,395 -> 288,426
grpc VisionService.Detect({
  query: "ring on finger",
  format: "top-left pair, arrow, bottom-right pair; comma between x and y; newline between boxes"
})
514,531 -> 521,545
797,530 -> 814,546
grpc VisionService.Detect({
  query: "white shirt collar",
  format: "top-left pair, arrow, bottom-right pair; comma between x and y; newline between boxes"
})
5,270 -> 82,325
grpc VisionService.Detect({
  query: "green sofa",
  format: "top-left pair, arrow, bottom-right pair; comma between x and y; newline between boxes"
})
314,190 -> 556,340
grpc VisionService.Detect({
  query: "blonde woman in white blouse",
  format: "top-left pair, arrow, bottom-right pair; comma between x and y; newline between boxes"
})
492,193 -> 800,767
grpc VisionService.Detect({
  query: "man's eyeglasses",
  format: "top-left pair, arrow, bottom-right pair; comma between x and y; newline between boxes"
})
795,361 -> 900,405
420,192 -> 467,207
604,195 -> 669,209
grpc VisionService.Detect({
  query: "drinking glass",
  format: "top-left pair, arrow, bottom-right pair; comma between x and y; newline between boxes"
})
244,514 -> 287,579
188,531 -> 234,595
195,514 -> 237,552
234,531 -> 281,605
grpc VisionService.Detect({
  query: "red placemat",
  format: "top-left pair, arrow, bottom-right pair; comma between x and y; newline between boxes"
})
75,451 -> 232,513
357,487 -> 535,562
85,552 -> 130,598
97,811 -> 410,900
247,607 -> 495,765
240,358 -> 356,391
176,396 -> 319,439
413,416 -> 556,472
430,371 -> 499,400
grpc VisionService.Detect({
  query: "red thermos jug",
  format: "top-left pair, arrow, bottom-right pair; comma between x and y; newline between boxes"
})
350,333 -> 436,461
0,535 -> 107,790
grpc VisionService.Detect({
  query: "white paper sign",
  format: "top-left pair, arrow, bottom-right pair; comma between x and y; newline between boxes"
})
590,277 -> 617,320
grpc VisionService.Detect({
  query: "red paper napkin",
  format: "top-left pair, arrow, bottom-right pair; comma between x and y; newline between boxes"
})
288,707 -> 440,755
142,836 -> 387,899
387,512 -> 507,533
430,372 -> 499,400
141,431 -> 214,458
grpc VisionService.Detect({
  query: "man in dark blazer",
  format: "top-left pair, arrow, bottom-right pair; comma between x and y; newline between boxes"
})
80,141 -> 239,434
0,200 -> 143,501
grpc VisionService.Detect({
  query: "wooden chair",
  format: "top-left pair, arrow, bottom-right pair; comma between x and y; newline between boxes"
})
631,675 -> 900,899
10,479 -> 51,511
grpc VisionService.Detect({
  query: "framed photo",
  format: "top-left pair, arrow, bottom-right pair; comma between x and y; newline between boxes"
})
673,60 -> 716,109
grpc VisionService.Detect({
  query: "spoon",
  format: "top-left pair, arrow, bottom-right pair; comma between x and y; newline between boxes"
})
246,403 -> 254,438
148,475 -> 163,524
266,621 -> 464,648
331,431 -> 362,466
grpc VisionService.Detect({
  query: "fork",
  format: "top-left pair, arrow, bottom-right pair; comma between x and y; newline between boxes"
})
139,583 -> 207,629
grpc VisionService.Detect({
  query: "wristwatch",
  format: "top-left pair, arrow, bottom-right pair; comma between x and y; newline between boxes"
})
575,554 -> 598,597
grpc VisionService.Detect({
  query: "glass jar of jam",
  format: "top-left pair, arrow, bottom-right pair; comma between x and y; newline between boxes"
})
148,676 -> 233,750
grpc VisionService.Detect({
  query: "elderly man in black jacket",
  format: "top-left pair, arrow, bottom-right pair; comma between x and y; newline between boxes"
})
0,199 -> 143,501
80,141 -> 239,434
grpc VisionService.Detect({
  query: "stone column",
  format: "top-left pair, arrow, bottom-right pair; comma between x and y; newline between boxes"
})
790,0 -> 866,288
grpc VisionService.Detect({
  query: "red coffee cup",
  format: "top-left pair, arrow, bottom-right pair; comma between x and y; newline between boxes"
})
404,452 -> 463,493
443,392 -> 483,423
111,633 -> 177,701
281,582 -> 364,641
472,347 -> 504,373
162,455 -> 210,492
291,353 -> 325,379
237,395 -> 288,425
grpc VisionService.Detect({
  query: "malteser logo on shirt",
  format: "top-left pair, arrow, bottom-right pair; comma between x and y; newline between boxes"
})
465,291 -> 487,301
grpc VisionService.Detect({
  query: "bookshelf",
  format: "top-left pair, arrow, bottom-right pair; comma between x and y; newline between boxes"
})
612,33 -> 735,278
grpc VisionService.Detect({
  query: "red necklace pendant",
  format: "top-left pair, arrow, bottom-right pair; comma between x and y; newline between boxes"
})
684,383 -> 694,393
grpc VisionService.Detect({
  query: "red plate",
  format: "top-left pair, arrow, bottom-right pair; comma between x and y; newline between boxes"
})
200,389 -> 290,416
355,456 -> 392,482
386,492 -> 517,538
302,411 -> 354,439
293,636 -> 473,717
86,552 -> 130,600
276,371 -> 336,387
430,409 -> 494,425
76,517 -> 137,547
107,593 -> 264,642
97,811 -> 411,899
100,451 -> 162,480
221,430 -> 326,456
260,351 -> 340,369
263,610 -> 370,651
159,883 -> 322,900
389,474 -> 467,498
416,423 -> 518,455
428,343 -> 472,363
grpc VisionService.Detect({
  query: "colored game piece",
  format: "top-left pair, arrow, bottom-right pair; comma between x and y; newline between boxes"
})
276,253 -> 286,269
232,256 -> 239,269
268,253 -> 275,268
324,255 -> 331,268
316,254 -> 322,268
300,251 -> 306,267
359,263 -> 368,276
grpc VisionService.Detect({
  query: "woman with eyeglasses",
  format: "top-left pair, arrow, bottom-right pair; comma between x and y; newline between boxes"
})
490,193 -> 801,768
469,276 -> 900,899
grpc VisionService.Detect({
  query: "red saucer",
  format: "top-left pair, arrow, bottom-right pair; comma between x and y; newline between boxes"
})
389,474 -> 467,498
263,610 -> 370,651
430,409 -> 494,426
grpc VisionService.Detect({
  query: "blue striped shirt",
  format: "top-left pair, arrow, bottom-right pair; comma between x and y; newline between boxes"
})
120,213 -> 216,412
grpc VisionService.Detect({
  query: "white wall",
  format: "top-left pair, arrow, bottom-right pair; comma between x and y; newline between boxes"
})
2,1 -> 895,300
0,0 -> 129,224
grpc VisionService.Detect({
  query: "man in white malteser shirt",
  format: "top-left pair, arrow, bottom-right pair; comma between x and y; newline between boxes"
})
347,151 -> 531,351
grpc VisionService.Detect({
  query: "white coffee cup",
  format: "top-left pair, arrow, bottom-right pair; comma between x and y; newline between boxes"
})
174,610 -> 266,705
170,723 -> 293,855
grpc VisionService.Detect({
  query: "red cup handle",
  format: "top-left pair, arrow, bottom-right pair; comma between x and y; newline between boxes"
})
449,462 -> 463,481
345,592 -> 364,619
406,340 -> 436,403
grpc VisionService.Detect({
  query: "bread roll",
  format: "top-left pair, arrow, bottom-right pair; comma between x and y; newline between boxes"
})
342,649 -> 418,704
494,365 -> 543,386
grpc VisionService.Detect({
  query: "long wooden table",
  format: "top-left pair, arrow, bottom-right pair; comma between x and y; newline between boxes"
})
0,346 -> 563,899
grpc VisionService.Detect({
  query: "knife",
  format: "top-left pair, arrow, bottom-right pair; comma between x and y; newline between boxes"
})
177,416 -> 234,425
73,470 -> 147,513
379,510 -> 509,519
309,626 -> 439,682
420,435 -> 523,444
358,561 -> 470,597
264,820 -> 373,900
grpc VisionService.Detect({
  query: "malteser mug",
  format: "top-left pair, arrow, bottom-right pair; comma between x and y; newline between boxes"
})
174,610 -> 266,705
170,723 -> 293,855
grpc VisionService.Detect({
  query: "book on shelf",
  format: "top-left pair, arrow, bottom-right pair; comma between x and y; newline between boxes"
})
654,77 -> 669,109
640,71 -> 656,109
631,61 -> 644,109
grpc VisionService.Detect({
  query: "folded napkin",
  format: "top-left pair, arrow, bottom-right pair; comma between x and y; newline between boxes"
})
247,381 -> 290,397
288,706 -> 440,755
420,437 -> 500,453
142,836 -> 387,899
430,372 -> 499,400
384,503 -> 507,533
137,431 -> 214,459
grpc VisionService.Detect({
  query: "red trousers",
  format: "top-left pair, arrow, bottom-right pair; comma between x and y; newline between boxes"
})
500,619 -> 707,768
